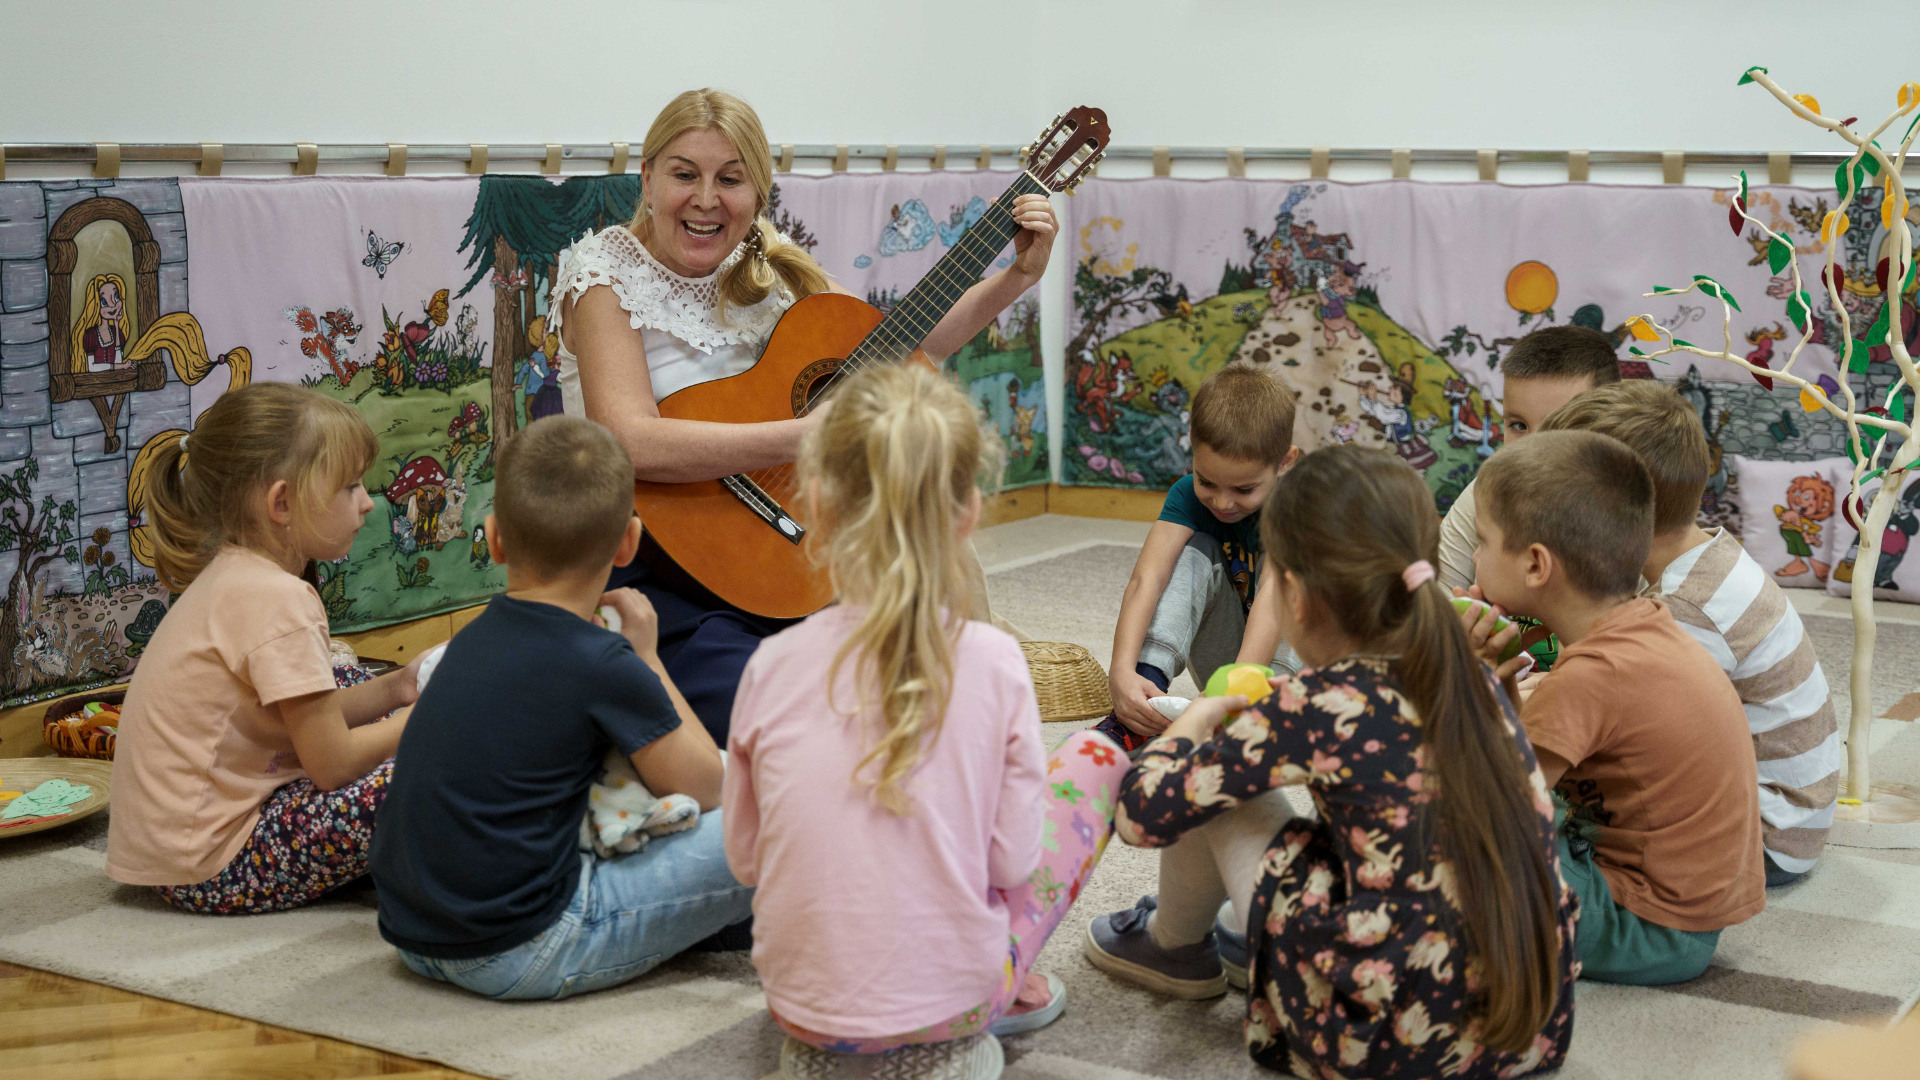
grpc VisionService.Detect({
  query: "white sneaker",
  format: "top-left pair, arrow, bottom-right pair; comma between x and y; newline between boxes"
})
1148,695 -> 1192,721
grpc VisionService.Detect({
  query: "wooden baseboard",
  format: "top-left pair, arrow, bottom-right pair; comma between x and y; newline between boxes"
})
1046,483 -> 1168,522
980,486 -> 1048,527
0,605 -> 486,759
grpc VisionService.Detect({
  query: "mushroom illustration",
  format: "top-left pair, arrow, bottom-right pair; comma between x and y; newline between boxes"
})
448,401 -> 484,439
385,456 -> 449,549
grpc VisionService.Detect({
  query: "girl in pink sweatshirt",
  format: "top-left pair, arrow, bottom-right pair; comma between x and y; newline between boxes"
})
724,366 -> 1128,1079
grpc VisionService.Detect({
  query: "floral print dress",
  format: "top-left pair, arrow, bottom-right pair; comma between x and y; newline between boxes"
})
1116,657 -> 1578,1079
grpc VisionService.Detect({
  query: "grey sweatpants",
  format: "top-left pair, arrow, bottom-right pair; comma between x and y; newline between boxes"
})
1138,533 -> 1302,685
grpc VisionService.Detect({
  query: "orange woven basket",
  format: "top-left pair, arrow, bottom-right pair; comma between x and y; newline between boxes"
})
43,689 -> 126,760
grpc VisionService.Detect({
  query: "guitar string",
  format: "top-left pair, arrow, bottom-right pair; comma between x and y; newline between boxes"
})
738,167 -> 1068,513
745,174 -> 1049,501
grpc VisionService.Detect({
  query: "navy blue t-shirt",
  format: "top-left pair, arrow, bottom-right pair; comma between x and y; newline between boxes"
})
1158,473 -> 1262,609
372,595 -> 679,959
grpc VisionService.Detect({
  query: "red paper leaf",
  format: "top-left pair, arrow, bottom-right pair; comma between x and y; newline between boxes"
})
1843,492 -> 1864,530
1729,197 -> 1746,236
1842,117 -> 1859,127
1822,265 -> 1845,293
1878,257 -> 1892,292
1749,352 -> 1774,390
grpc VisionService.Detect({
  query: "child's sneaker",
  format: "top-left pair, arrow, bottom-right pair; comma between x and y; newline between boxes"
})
1089,714 -> 1150,755
987,971 -> 1065,1036
1083,895 -> 1227,999
873,1034 -> 1003,1079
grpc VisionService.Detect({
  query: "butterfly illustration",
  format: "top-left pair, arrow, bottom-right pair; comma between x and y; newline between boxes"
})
363,230 -> 405,278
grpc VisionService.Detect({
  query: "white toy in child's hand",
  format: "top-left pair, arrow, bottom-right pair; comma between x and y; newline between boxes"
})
414,643 -> 449,692
596,606 -> 623,634
1149,696 -> 1192,721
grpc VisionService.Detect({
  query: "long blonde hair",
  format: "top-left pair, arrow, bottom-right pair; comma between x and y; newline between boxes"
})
800,366 -> 1002,814
71,274 -> 132,373
630,88 -> 831,319
141,384 -> 378,591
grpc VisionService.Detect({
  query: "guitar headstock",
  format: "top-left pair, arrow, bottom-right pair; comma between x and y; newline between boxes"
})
1022,107 -> 1108,195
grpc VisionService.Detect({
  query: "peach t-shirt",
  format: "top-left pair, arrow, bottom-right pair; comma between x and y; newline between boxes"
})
1522,597 -> 1765,933
106,546 -> 338,886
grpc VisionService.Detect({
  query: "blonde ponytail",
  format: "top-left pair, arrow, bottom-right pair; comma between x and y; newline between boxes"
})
137,384 -> 378,592
715,215 -> 831,318
799,365 -> 1003,814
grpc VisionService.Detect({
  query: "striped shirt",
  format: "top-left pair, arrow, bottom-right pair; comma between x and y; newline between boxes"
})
1643,529 -> 1839,873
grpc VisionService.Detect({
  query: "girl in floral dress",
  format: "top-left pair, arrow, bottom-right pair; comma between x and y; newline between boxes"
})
1089,445 -> 1578,1078
724,367 -> 1129,1080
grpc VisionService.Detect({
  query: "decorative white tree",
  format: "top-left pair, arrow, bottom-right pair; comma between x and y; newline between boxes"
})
1625,68 -> 1919,844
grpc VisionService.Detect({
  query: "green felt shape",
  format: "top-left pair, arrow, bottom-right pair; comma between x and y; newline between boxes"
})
1835,157 -> 1873,198
1628,345 -> 1646,357
1768,236 -> 1794,275
1905,113 -> 1920,143
1737,66 -> 1767,85
1449,597 -> 1527,663
1672,337 -> 1697,350
1848,341 -> 1871,374
1739,170 -> 1750,203
1694,275 -> 1742,311
1649,284 -> 1683,295
1892,387 -> 1912,425
1,779 -> 92,821
1788,290 -> 1813,331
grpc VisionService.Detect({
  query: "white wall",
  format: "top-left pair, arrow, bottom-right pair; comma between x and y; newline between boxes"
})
8,0 -> 1913,482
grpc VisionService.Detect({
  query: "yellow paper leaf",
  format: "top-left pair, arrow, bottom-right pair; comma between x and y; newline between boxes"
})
1821,210 -> 1851,244
1626,316 -> 1660,342
1899,82 -> 1920,110
1794,93 -> 1822,115
1884,177 -> 1909,230
1800,387 -> 1824,412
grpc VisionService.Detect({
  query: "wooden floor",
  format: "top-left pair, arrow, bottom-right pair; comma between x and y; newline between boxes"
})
0,961 -> 486,1080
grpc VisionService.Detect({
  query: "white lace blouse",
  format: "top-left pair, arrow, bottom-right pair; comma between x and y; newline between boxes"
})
547,225 -> 795,417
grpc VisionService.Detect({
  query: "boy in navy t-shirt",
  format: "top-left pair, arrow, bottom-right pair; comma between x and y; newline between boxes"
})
1095,365 -> 1302,753
372,416 -> 748,1000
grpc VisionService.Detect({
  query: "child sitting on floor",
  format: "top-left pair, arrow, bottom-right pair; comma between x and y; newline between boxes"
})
1086,444 -> 1577,1078
1465,430 -> 1765,983
1096,364 -> 1302,753
724,366 -> 1129,1080
371,416 -> 748,998
1539,381 -> 1837,886
108,384 -> 422,914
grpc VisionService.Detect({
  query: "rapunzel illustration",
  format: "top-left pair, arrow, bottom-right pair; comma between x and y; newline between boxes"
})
71,274 -> 133,374
1775,474 -> 1835,581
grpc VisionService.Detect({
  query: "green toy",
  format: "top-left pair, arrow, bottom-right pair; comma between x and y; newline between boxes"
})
1205,663 -> 1277,710
1450,596 -> 1529,664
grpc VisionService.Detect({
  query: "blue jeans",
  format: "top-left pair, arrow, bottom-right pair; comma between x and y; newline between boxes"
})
397,811 -> 752,1000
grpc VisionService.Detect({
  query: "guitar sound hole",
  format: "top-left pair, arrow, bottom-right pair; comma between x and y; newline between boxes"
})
791,358 -> 843,415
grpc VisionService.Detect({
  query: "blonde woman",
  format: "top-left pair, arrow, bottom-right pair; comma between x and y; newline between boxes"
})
73,273 -> 132,372
723,367 -> 1127,1078
549,88 -> 1055,744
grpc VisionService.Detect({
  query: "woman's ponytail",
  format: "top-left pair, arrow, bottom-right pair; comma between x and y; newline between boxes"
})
716,215 -> 831,319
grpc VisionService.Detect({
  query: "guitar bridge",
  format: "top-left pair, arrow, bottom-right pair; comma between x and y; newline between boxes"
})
722,474 -> 805,545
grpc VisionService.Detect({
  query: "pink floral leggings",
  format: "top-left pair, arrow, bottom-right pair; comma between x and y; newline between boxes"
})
773,729 -> 1130,1052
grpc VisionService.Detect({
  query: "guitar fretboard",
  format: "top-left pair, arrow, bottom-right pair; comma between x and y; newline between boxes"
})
839,171 -> 1053,372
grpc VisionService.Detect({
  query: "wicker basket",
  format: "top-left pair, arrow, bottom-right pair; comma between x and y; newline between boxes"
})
43,689 -> 126,760
1020,641 -> 1113,723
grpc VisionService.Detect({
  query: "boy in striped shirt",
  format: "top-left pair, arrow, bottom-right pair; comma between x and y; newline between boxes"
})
1542,381 -> 1838,885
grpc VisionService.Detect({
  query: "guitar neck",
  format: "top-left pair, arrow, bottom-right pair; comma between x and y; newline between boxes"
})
845,171 -> 1052,367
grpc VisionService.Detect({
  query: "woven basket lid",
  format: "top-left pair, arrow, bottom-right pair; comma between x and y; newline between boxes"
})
1020,640 -> 1113,723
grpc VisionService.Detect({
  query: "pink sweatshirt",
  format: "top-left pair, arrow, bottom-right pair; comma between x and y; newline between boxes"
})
723,607 -> 1047,1038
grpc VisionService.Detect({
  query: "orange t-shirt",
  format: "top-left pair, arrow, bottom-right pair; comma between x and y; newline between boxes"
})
1522,597 -> 1765,933
106,546 -> 338,886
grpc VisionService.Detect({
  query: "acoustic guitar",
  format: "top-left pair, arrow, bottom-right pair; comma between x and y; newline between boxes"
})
633,107 -> 1109,619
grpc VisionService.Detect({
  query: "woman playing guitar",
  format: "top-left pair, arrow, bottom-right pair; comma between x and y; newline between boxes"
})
550,88 -> 1058,742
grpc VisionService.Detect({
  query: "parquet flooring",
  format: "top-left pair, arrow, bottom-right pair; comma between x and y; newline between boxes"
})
0,961 -> 487,1080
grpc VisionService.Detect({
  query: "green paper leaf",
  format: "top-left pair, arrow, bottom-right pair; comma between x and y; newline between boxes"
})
1892,386 -> 1913,424
1649,284 -> 1685,295
1737,66 -> 1767,85
1848,342 -> 1871,374
1858,467 -> 1887,487
1694,274 -> 1742,311
1739,170 -> 1750,203
1629,345 -> 1645,356
1864,152 -> 1882,177
1672,337 -> 1697,349
1905,112 -> 1920,144
1787,290 -> 1812,330
1835,159 -> 1867,198
1768,236 -> 1794,275
1866,301 -> 1892,347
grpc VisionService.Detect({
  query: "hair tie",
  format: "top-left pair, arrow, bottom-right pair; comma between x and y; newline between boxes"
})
1401,560 -> 1435,591
176,433 -> 189,469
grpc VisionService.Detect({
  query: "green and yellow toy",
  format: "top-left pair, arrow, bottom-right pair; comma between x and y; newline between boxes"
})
1450,596 -> 1529,664
1205,663 -> 1276,714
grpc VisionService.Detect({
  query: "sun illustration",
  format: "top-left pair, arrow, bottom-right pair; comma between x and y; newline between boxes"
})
1505,261 -> 1559,315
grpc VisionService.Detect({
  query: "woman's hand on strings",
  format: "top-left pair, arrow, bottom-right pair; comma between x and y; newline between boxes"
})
1008,194 -> 1057,281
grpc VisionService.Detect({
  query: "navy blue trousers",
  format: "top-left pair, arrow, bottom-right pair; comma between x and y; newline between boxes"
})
608,559 -> 789,745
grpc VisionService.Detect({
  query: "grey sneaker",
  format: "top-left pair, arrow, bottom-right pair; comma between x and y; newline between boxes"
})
872,1034 -> 1003,1080
1083,895 -> 1228,999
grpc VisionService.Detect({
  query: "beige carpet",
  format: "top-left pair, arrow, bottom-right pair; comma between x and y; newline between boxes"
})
3,527 -> 1918,1080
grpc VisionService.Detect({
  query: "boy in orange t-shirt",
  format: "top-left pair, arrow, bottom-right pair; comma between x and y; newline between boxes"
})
1459,430 -> 1763,984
